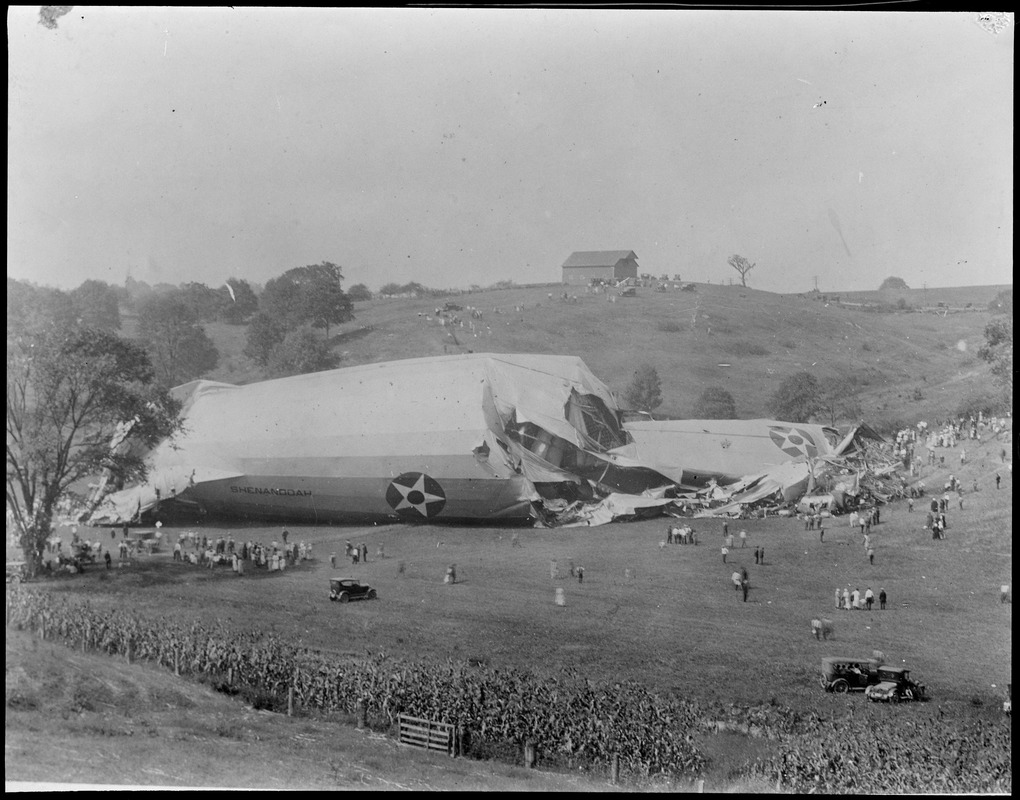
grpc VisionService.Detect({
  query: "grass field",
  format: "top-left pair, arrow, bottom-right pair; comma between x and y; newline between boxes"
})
7,428 -> 1011,789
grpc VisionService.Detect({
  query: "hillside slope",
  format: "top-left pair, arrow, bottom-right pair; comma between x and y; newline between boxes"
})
200,282 -> 1009,429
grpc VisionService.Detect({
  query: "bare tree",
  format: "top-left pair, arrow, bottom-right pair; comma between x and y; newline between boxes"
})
727,255 -> 756,287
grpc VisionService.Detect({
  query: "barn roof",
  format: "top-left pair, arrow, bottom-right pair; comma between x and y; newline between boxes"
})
561,250 -> 638,268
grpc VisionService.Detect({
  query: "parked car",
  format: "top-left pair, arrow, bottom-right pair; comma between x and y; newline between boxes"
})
6,561 -> 28,584
820,657 -> 881,693
329,578 -> 377,603
864,666 -> 927,702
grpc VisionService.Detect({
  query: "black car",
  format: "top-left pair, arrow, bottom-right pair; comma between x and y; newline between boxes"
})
329,578 -> 377,603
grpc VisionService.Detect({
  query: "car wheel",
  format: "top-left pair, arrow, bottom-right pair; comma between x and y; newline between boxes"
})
368,589 -> 377,600
832,679 -> 850,694
338,593 -> 349,603
904,688 -> 914,701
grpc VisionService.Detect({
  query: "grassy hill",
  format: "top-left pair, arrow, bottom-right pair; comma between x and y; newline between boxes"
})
194,281 -> 1010,430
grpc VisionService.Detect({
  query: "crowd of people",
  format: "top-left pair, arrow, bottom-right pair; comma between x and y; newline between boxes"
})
171,529 -> 312,574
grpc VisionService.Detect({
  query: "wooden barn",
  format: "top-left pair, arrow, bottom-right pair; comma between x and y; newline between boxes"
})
561,250 -> 639,285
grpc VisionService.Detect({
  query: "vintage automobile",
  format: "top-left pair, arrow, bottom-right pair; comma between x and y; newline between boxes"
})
864,666 -> 927,702
820,657 -> 880,693
6,561 -> 28,584
329,578 -> 377,603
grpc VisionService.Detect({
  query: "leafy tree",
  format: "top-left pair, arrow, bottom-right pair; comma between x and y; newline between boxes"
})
347,283 -> 373,302
623,364 -> 663,412
692,386 -> 737,419
259,262 -> 354,339
769,371 -> 822,423
288,262 -> 354,338
819,376 -> 862,427
123,276 -> 153,311
178,282 -> 226,323
727,254 -> 756,287
136,294 -> 219,387
988,288 -> 1012,315
379,282 -> 404,297
879,276 -> 909,290
243,311 -> 287,367
218,278 -> 259,324
69,279 -> 122,331
6,326 -> 180,575
978,317 -> 1013,404
266,325 -> 341,378
7,279 -> 75,337
400,281 -> 426,296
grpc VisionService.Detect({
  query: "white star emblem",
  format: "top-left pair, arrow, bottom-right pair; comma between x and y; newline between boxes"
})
386,472 -> 447,518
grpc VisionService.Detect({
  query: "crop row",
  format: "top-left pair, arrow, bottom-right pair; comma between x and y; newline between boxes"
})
745,712 -> 1011,793
5,586 -> 707,778
6,586 -> 1009,791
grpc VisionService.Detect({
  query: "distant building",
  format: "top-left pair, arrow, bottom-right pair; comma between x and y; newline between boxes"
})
561,250 -> 639,285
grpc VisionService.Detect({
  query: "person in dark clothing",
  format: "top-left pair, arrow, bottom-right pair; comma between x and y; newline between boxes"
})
879,588 -> 887,610
104,551 -> 112,569
754,547 -> 760,565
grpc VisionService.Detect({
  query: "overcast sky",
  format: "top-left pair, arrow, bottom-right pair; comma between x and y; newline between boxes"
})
7,8 -> 1014,294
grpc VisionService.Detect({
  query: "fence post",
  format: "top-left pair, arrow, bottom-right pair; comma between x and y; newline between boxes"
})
287,685 -> 294,717
174,649 -> 180,676
524,740 -> 536,769
611,753 -> 620,784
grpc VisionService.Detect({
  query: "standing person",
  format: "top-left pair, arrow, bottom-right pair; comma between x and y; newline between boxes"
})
835,587 -> 842,609
851,587 -> 860,610
732,571 -> 742,592
739,529 -> 747,548
759,546 -> 765,564
741,577 -> 749,602
819,522 -> 825,543
754,547 -> 760,565
868,547 -> 875,565
725,531 -> 734,550
996,473 -> 1001,490
282,528 -> 289,545
577,565 -> 584,584
721,545 -> 728,564
879,588 -> 887,610
842,587 -> 851,611
865,587 -> 874,610
723,520 -> 729,539
908,496 -> 914,512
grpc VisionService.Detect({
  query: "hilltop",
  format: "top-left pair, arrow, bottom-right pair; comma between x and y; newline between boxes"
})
194,281 -> 1010,430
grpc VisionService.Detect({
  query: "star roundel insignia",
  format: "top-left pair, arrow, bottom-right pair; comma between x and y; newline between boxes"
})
385,472 -> 446,519
769,426 -> 819,459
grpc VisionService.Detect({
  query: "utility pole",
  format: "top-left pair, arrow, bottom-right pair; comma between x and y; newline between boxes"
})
813,275 -> 819,292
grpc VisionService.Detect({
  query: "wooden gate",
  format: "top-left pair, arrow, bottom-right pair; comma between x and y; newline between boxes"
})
397,713 -> 456,756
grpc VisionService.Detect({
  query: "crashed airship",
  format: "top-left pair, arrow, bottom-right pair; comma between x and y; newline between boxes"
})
89,352 -> 878,526
90,353 -> 678,525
